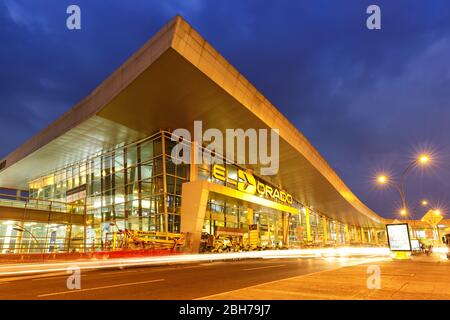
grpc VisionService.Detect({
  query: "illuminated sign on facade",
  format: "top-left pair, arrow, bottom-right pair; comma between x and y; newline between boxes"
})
212,164 -> 293,205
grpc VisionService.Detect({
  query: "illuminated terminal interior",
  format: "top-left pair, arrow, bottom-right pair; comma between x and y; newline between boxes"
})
0,131 -> 382,253
0,16 -> 446,254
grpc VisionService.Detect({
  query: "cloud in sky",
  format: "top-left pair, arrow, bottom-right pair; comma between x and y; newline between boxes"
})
1,0 -> 450,218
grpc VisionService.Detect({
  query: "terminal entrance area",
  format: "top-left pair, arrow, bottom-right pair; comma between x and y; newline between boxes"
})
199,194 -> 302,253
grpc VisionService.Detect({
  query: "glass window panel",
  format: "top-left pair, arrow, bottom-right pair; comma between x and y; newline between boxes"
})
127,146 -> 138,167
153,156 -> 163,175
66,179 -> 73,191
167,195 -> 175,212
154,195 -> 165,213
114,190 -> 125,205
156,214 -> 165,232
126,182 -> 140,199
115,170 -> 125,189
115,151 -> 124,171
176,163 -> 189,179
141,198 -> 151,211
103,155 -> 113,170
80,163 -> 87,176
127,167 -> 139,185
141,180 -> 152,198
141,163 -> 152,180
115,203 -> 125,219
153,139 -> 162,156
94,158 -> 101,175
153,176 -> 164,194
175,178 -> 183,195
165,136 -> 177,155
175,196 -> 182,214
166,158 -> 176,175
140,141 -> 153,163
166,175 -> 175,194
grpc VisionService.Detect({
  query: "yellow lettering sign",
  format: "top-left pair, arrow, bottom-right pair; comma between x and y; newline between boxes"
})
212,164 -> 294,205
212,164 -> 226,182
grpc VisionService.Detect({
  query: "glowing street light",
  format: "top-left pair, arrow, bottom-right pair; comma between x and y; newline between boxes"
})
374,152 -> 433,218
418,154 -> 430,165
377,175 -> 388,185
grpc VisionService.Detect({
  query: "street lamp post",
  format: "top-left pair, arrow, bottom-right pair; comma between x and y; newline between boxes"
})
376,154 -> 431,218
13,225 -> 41,260
411,200 -> 430,218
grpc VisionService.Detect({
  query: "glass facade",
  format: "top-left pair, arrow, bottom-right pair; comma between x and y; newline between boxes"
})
25,131 -> 189,252
195,158 -> 354,250
0,220 -> 84,254
0,130 -> 387,254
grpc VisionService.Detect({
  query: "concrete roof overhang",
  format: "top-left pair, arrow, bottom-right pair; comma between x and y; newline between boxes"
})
0,16 -> 387,227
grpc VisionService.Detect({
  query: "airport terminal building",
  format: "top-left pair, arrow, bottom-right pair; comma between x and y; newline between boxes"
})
0,16 -> 388,254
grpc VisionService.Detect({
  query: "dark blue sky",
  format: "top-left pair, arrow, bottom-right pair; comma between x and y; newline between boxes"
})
1,0 -> 450,219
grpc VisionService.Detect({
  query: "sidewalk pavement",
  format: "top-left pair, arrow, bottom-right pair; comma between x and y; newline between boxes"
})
200,255 -> 450,300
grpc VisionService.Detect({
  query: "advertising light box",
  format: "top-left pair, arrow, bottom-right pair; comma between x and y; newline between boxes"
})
386,223 -> 411,251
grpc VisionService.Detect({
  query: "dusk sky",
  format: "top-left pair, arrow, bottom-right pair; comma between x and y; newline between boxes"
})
1,0 -> 450,219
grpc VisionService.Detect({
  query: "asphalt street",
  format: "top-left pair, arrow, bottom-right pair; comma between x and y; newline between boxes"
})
0,256 -> 382,300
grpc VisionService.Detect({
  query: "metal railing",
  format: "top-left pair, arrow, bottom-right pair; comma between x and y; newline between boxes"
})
0,193 -> 84,214
0,234 -> 72,254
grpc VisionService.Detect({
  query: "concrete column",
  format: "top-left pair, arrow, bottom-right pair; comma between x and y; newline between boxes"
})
189,140 -> 199,182
247,208 -> 259,247
344,224 -> 350,244
360,227 -> 365,243
180,180 -> 210,253
374,229 -> 379,244
247,208 -> 254,225
65,224 -> 72,252
283,212 -> 289,246
161,136 -> 169,239
322,216 -> 328,244
335,222 -> 340,245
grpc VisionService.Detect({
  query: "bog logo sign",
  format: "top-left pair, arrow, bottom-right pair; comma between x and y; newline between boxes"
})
212,164 -> 293,204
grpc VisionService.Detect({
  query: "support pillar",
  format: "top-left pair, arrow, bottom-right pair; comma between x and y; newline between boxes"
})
65,224 -> 72,253
180,181 -> 210,253
344,224 -> 349,244
162,135 -> 169,240
247,208 -> 254,225
247,208 -> 260,248
283,212 -> 289,247
322,216 -> 328,244
190,140 -> 199,182
335,222 -> 340,245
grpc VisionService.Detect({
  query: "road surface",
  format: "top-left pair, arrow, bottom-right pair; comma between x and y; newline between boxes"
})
0,256 -> 383,300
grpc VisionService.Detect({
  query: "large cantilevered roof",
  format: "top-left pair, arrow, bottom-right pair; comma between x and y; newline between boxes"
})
0,16 -> 387,227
